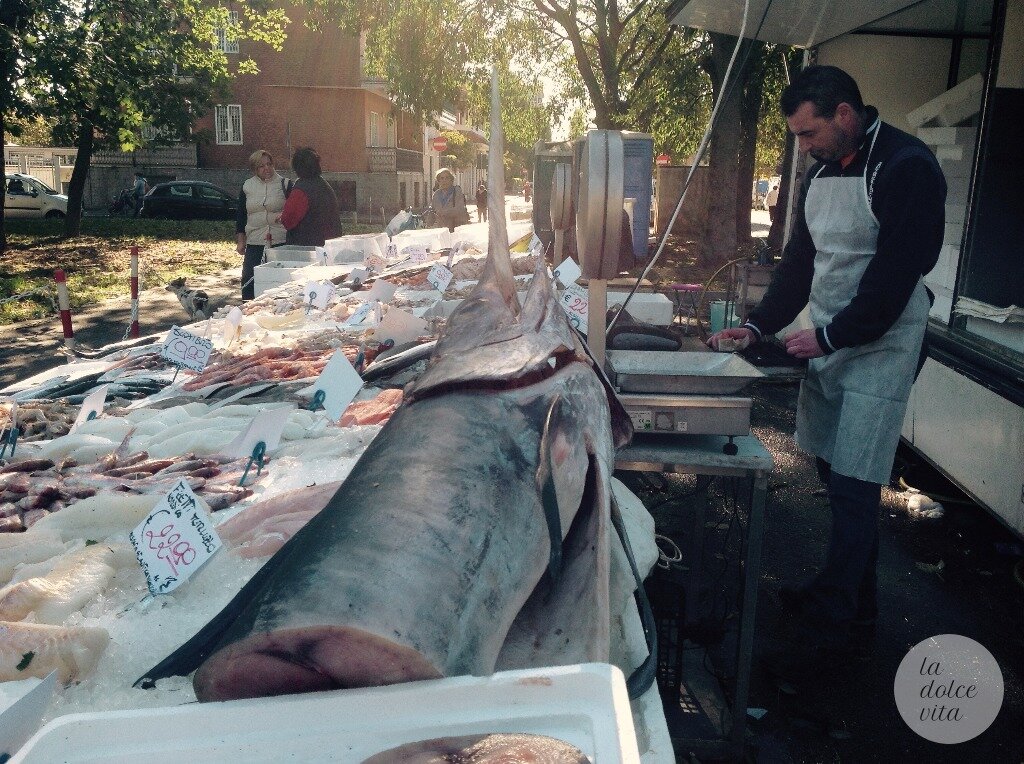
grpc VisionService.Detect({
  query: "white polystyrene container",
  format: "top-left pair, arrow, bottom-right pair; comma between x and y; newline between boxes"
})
12,663 -> 640,763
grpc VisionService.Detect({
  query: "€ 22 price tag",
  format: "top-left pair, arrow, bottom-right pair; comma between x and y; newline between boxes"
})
427,263 -> 454,293
559,284 -> 589,334
160,326 -> 213,373
528,233 -> 544,257
129,479 -> 221,596
304,280 -> 336,310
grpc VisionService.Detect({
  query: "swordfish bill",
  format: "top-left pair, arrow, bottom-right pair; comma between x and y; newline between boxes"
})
137,71 -> 632,701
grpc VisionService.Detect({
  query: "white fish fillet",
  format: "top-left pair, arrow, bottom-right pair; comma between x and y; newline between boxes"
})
31,493 -> 162,541
143,429 -> 239,459
33,434 -> 115,462
0,621 -> 109,683
0,545 -> 117,624
0,530 -> 65,586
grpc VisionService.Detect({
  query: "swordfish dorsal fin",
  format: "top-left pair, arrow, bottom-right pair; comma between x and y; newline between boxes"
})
477,67 -> 518,312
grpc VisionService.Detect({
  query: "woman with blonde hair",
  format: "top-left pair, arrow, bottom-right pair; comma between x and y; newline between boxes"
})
236,149 -> 293,300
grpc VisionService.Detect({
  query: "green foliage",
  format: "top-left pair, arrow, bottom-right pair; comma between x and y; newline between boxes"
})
3,116 -> 56,146
438,129 -> 476,170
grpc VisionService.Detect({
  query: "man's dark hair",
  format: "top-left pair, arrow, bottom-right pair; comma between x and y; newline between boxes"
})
291,147 -> 322,179
780,65 -> 865,118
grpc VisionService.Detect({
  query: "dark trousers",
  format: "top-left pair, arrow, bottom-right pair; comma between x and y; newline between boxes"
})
241,244 -> 266,300
802,458 -> 881,642
768,205 -> 777,223
477,205 -> 487,222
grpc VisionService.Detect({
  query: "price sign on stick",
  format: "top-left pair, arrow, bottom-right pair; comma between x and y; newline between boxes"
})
315,246 -> 328,265
224,406 -> 292,458
222,306 -> 243,346
160,326 -> 213,373
404,245 -> 429,263
553,257 -> 582,286
345,301 -> 376,328
427,263 -> 454,293
559,284 -> 589,334
528,233 -> 544,256
304,280 -> 336,310
70,384 -> 109,433
310,349 -> 364,420
129,479 -> 221,595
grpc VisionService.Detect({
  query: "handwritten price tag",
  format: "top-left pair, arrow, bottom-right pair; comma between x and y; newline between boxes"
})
69,384 -> 109,433
559,284 -> 589,334
553,257 -> 582,286
310,348 -> 364,420
304,280 -> 336,310
404,245 -> 429,263
160,326 -> 213,373
529,233 -> 544,257
427,263 -> 454,293
129,479 -> 221,595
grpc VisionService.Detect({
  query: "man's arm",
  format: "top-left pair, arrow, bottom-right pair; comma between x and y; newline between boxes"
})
743,171 -> 817,340
818,152 -> 945,352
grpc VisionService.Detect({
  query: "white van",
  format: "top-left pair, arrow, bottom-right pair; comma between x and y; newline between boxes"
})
4,173 -> 68,219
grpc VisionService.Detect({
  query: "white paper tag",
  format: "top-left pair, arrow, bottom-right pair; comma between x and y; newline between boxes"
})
559,284 -> 589,334
0,670 -> 57,759
529,233 -> 544,256
315,246 -> 328,265
629,410 -> 653,432
69,384 -> 109,433
348,266 -> 369,284
222,306 -> 243,346
128,480 -> 221,595
224,406 -> 292,458
385,242 -> 398,261
344,301 -> 376,327
310,349 -> 364,420
362,279 -> 398,303
427,263 -> 454,293
160,325 -> 213,372
553,257 -> 582,286
304,280 -> 336,310
375,307 -> 428,347
404,245 -> 429,263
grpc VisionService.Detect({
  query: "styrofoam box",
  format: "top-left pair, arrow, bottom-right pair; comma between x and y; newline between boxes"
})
12,664 -> 639,763
253,261 -> 310,297
324,233 -> 389,264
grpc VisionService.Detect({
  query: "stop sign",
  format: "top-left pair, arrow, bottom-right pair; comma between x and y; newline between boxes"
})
432,135 -> 448,153
656,153 -> 671,166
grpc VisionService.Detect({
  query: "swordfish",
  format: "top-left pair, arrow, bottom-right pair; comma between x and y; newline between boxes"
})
137,74 -> 632,701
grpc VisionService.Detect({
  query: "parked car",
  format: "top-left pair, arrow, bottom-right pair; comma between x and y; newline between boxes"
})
140,181 -> 238,220
4,173 -> 68,219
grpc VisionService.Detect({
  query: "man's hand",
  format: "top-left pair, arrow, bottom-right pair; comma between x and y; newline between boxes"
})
784,328 -> 825,359
707,327 -> 756,352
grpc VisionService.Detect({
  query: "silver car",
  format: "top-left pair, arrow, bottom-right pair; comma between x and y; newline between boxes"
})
4,173 -> 68,219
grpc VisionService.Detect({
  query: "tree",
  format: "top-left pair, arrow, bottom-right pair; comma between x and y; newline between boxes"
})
14,0 -> 287,237
4,115 -> 56,146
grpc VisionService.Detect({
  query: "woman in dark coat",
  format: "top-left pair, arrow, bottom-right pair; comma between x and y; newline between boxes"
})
279,147 -> 342,246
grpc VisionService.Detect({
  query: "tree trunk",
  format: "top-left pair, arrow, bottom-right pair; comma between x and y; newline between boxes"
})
698,34 -> 745,268
64,119 -> 95,237
735,47 -> 766,247
767,129 -> 796,250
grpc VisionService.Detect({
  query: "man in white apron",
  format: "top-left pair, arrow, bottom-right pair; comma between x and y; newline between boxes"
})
710,66 -> 946,677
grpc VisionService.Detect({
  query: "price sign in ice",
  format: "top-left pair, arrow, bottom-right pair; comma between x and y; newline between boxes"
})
427,263 -> 454,293
315,246 -> 328,266
528,233 -> 544,257
348,266 -> 369,284
160,326 -> 213,373
222,306 -> 243,346
224,406 -> 292,458
129,479 -> 221,596
304,280 -> 336,310
403,245 -> 429,264
345,301 -> 376,327
559,284 -> 589,334
310,348 -> 364,420
553,257 -> 582,286
69,384 -> 109,433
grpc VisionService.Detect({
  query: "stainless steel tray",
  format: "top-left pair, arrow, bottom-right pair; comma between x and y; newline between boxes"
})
606,350 -> 764,395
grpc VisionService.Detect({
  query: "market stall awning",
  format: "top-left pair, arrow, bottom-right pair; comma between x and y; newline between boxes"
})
666,0 -> 922,48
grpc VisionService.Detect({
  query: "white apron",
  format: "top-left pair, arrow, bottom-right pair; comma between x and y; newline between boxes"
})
794,125 -> 930,485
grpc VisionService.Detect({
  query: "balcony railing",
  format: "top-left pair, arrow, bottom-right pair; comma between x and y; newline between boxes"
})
368,146 -> 423,173
92,145 -> 198,168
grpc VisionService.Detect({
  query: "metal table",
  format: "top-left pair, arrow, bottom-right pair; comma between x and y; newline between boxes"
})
616,433 -> 773,760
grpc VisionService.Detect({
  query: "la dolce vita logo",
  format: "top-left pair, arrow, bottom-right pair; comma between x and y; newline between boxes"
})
894,634 -> 1004,744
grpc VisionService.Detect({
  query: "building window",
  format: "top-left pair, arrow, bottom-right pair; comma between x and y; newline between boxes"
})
216,10 -> 240,54
369,112 -> 380,147
215,104 -> 242,145
387,118 -> 396,148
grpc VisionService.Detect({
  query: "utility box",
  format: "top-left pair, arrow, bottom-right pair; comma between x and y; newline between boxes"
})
532,140 -> 574,251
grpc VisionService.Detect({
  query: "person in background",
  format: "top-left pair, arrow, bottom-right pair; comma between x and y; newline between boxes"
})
236,149 -> 292,301
522,179 -> 533,203
708,65 -> 945,681
280,147 -> 342,246
132,171 -> 148,217
475,181 -> 488,223
766,183 -> 780,223
430,168 -> 469,231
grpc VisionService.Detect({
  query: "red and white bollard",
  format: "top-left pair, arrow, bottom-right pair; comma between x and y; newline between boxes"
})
129,246 -> 140,338
53,269 -> 75,353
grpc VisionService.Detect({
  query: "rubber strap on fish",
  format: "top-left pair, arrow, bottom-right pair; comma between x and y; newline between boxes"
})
536,395 -> 564,587
610,492 -> 658,699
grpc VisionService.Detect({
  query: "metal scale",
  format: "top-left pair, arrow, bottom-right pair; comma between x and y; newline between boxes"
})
568,132 -> 764,455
